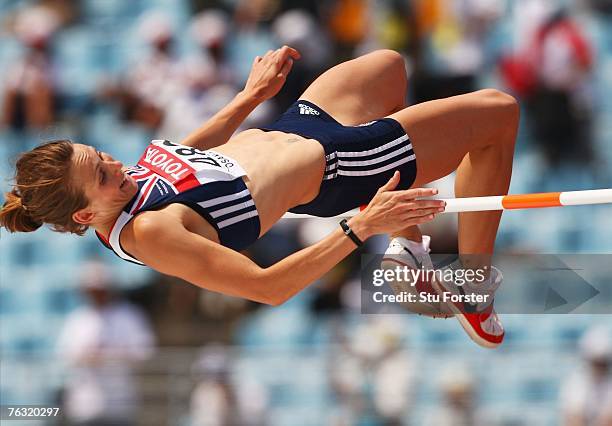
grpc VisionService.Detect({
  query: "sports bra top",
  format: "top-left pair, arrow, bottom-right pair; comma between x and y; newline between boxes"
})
96,140 -> 261,265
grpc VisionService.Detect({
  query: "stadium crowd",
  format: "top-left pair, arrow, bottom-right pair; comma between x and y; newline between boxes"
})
1,0 -> 611,425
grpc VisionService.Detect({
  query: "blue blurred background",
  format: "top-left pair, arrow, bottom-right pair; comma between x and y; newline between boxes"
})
1,0 -> 611,425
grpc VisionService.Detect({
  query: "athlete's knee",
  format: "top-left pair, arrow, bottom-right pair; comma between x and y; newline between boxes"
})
466,89 -> 519,152
478,89 -> 520,136
496,91 -> 519,142
496,90 -> 519,123
368,48 -> 402,61
376,49 -> 404,65
387,50 -> 407,78
369,50 -> 406,77
372,50 -> 408,105
478,89 -> 518,116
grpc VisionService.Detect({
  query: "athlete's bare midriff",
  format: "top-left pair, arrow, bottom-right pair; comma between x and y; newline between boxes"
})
217,129 -> 326,231
132,129 -> 326,247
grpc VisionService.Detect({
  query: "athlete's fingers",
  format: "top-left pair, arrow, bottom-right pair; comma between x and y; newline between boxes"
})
399,187 -> 438,200
402,207 -> 442,217
414,214 -> 436,224
278,45 -> 301,63
392,205 -> 437,219
253,56 -> 263,65
403,212 -> 437,224
397,191 -> 442,203
282,45 -> 301,58
376,171 -> 400,194
273,49 -> 285,66
277,58 -> 293,78
399,199 -> 446,209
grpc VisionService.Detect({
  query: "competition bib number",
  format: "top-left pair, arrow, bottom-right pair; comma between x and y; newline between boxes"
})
137,140 -> 246,185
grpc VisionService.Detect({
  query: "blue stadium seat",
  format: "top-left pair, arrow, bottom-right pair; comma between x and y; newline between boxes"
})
82,0 -> 144,21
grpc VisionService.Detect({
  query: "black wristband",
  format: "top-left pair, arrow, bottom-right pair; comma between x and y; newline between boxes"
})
339,219 -> 363,247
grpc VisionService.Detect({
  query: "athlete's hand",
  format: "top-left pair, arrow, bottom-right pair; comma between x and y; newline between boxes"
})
243,46 -> 301,101
350,171 -> 445,239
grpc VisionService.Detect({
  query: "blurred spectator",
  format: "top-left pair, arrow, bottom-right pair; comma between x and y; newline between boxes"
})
234,0 -> 279,24
56,261 -> 155,426
227,0 -> 277,84
589,0 -> 612,15
350,0 -> 416,58
0,1 -> 610,423
370,320 -> 415,424
1,6 -> 60,131
190,345 -> 269,425
309,261 -> 353,315
411,0 -> 504,103
157,9 -> 274,141
157,9 -> 239,142
501,3 -> 595,166
424,366 -> 486,426
295,218 -> 359,314
271,9 -> 332,111
560,326 -> 612,426
328,336 -> 368,424
326,0 -> 370,61
188,9 -> 235,87
328,317 -> 415,424
42,0 -> 79,22
105,11 -> 185,132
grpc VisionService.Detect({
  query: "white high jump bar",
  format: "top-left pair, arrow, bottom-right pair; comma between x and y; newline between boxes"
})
282,189 -> 612,218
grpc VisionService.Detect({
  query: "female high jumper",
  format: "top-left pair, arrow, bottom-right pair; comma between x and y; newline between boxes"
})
1,47 -> 518,348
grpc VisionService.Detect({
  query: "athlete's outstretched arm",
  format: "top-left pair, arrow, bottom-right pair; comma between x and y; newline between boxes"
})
131,173 -> 445,305
180,46 -> 300,150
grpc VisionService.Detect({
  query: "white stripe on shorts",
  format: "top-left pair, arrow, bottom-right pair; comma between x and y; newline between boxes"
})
336,135 -> 410,158
211,199 -> 256,218
217,209 -> 259,228
337,145 -> 412,167
337,154 -> 416,177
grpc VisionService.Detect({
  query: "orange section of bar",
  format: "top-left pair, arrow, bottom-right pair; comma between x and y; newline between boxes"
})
501,192 -> 562,209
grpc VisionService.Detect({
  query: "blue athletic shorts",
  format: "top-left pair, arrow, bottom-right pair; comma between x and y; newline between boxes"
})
261,100 -> 417,217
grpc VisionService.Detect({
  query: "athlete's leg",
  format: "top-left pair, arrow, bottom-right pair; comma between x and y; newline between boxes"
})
300,50 -> 408,125
387,89 -> 519,257
301,50 -> 426,242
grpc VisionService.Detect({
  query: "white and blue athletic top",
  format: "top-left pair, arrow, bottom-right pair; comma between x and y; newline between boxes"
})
96,140 -> 260,265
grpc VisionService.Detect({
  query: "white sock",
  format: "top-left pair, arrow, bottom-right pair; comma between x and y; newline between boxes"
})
394,235 -> 431,254
449,258 -> 494,288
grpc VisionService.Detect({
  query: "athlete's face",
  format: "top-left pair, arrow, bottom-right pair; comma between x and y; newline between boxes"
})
71,143 -> 138,226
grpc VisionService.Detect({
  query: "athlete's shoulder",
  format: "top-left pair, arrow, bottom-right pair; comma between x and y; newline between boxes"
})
129,209 -> 177,237
122,210 -> 181,255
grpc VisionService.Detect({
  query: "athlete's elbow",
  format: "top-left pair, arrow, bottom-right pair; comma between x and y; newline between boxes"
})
266,292 -> 290,307
261,281 -> 290,306
257,270 -> 292,306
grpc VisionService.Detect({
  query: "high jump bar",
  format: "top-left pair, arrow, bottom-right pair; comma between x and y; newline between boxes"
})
282,189 -> 612,218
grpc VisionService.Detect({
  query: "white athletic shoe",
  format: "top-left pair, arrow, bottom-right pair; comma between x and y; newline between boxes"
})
381,236 -> 453,318
431,262 -> 505,348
